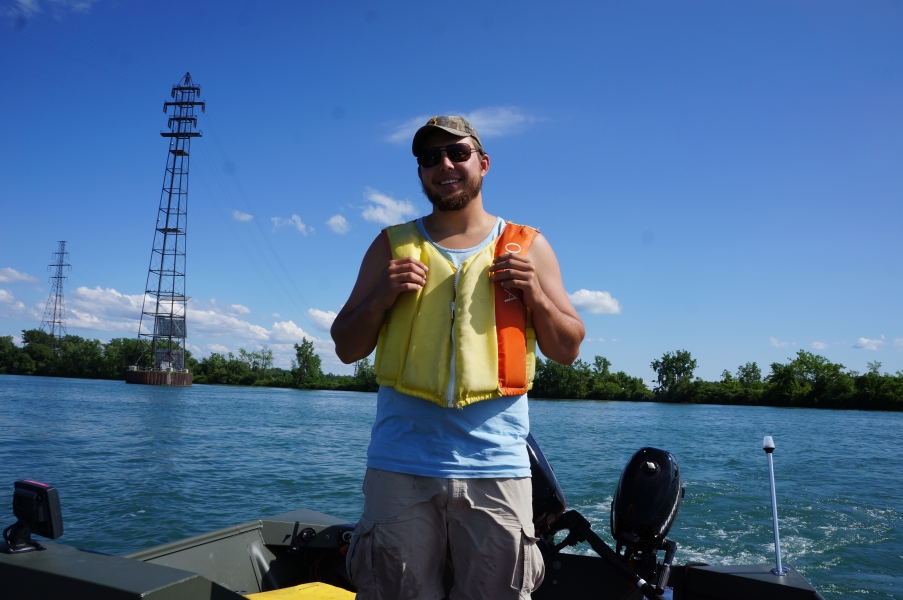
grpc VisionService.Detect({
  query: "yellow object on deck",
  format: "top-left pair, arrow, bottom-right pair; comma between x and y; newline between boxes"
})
244,581 -> 355,599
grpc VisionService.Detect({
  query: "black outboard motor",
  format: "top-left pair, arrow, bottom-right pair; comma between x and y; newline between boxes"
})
611,447 -> 684,594
529,438 -> 673,600
527,433 -> 567,537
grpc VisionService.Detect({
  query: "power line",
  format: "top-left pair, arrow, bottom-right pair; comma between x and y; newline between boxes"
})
193,140 -> 318,331
200,112 -> 316,315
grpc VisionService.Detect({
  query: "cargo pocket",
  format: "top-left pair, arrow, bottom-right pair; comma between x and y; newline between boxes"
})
510,526 -> 545,598
346,516 -> 375,594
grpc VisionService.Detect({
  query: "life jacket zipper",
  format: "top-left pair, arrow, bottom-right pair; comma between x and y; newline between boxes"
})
445,267 -> 461,408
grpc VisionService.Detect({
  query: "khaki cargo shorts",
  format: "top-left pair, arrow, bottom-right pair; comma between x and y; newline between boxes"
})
347,468 -> 545,600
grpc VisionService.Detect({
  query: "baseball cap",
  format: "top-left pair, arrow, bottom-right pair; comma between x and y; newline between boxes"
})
411,116 -> 483,156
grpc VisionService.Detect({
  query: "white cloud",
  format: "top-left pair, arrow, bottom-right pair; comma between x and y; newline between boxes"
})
770,337 -> 789,348
386,107 -> 535,144
361,188 -> 417,225
270,320 -> 317,344
895,338 -> 903,351
567,289 -> 621,315
5,284 -> 344,370
0,267 -> 39,284
271,214 -> 311,235
0,289 -> 13,303
307,308 -> 337,332
460,107 -> 535,138
189,305 -> 270,341
853,336 -> 886,351
50,0 -> 100,14
327,214 -> 350,234
387,115 -> 432,144
233,210 -> 253,222
811,341 -> 829,350
5,0 -> 101,21
66,286 -> 146,332
16,0 -> 41,16
0,299 -> 39,320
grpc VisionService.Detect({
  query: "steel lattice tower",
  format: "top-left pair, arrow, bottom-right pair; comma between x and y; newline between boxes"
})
135,73 -> 204,375
40,240 -> 71,351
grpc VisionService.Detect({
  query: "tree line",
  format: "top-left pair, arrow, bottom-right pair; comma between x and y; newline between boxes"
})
0,329 -> 377,393
532,349 -> 903,411
2,329 -> 900,410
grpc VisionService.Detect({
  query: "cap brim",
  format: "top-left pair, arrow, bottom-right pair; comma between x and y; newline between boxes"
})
412,125 -> 473,156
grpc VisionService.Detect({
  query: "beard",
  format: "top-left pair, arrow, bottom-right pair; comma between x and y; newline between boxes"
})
421,172 -> 483,212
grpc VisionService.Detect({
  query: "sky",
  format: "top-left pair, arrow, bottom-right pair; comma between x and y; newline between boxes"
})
1,0 -> 901,381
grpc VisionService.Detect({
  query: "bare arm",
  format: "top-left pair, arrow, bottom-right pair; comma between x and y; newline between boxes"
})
331,233 -> 428,364
490,233 -> 585,364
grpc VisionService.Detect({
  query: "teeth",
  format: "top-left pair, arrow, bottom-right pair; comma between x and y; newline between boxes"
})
440,180 -> 459,185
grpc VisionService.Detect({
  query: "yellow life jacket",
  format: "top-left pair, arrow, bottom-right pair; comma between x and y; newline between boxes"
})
374,220 -> 539,408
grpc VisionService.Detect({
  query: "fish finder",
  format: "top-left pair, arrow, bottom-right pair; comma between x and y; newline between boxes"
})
0,480 -> 64,554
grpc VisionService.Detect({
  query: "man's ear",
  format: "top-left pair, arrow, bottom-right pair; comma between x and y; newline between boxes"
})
417,166 -> 422,180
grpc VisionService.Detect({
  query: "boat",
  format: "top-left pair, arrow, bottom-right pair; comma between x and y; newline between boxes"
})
0,436 -> 824,599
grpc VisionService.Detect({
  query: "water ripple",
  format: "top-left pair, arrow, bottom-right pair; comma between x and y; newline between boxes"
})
0,377 -> 900,599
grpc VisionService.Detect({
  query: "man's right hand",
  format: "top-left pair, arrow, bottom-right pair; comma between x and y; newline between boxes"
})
372,257 -> 428,311
332,234 -> 428,364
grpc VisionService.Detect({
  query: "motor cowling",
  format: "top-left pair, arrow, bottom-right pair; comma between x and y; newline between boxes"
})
610,447 -> 682,552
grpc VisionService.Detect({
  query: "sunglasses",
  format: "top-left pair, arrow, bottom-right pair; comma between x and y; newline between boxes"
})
416,143 -> 482,168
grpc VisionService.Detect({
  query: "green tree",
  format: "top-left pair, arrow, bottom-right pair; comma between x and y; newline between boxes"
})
100,338 -> 139,379
737,362 -> 763,388
0,335 -> 34,374
765,351 -> 853,408
292,338 -> 322,388
650,350 -> 697,400
532,358 -> 593,399
593,356 -> 612,379
21,329 -> 59,376
585,356 -> 651,401
353,357 -> 378,392
259,345 -> 273,379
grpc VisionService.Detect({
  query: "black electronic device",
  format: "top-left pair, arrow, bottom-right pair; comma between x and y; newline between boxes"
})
0,480 -> 64,554
527,433 -> 567,536
610,447 -> 684,594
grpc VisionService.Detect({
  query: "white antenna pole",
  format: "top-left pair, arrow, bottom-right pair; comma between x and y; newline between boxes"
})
762,436 -> 786,576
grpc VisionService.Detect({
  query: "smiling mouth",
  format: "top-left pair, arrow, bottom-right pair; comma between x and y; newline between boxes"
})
438,179 -> 460,186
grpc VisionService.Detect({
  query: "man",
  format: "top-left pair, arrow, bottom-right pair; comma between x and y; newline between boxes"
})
331,116 -> 584,599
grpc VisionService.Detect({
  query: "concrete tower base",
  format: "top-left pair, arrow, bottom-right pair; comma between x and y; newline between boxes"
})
125,371 -> 192,386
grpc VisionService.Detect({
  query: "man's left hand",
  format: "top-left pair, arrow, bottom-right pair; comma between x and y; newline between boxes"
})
488,234 -> 585,365
489,252 -> 545,310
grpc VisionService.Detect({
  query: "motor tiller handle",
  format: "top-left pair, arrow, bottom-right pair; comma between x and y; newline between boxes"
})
552,511 -> 666,600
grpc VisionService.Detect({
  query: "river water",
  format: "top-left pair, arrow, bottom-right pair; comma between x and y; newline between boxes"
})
0,375 -> 900,598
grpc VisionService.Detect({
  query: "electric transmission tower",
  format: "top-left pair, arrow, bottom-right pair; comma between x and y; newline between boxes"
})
133,73 -> 204,382
40,241 -> 71,351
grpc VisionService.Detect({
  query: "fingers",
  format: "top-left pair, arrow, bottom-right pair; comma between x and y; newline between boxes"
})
490,253 -> 535,282
383,257 -> 428,297
490,252 -> 531,272
388,258 -> 427,284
